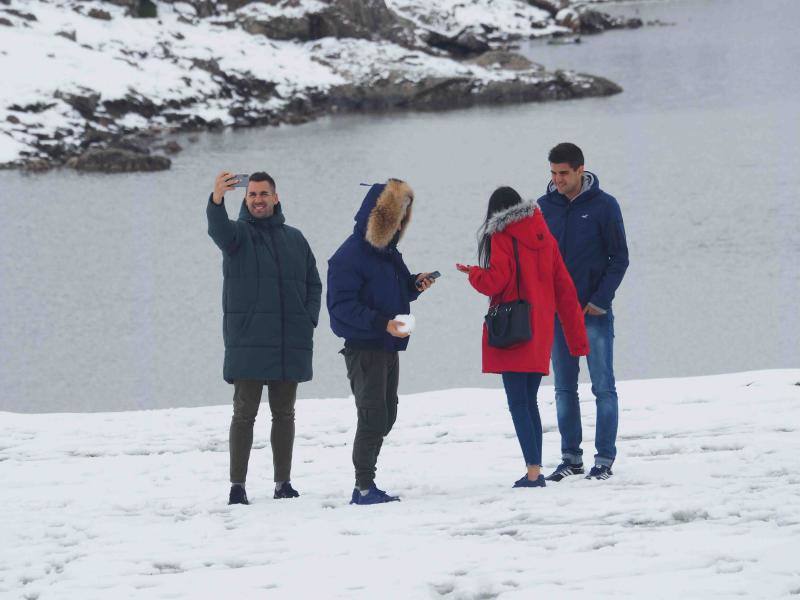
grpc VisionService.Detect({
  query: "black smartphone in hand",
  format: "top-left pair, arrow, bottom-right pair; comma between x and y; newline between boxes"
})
417,271 -> 441,286
231,173 -> 250,188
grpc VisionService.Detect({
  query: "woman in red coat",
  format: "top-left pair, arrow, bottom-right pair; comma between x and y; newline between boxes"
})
457,187 -> 588,488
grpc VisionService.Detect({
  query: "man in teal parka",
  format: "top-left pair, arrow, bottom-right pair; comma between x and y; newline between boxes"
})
207,171 -> 321,505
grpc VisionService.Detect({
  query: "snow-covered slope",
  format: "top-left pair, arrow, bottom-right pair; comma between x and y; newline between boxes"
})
387,0 -> 559,37
2,370 -> 799,598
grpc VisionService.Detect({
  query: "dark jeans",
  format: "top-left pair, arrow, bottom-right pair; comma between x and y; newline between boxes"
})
552,311 -> 619,467
501,372 -> 544,467
229,379 -> 298,484
341,348 -> 399,490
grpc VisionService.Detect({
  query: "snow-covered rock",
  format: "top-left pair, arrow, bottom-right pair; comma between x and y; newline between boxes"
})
0,0 -> 631,171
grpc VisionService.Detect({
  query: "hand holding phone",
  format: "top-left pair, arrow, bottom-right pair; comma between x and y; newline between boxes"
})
212,171 -> 236,204
212,171 -> 250,204
416,271 -> 440,291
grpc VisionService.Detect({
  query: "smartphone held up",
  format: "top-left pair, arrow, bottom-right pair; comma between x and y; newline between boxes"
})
231,173 -> 249,188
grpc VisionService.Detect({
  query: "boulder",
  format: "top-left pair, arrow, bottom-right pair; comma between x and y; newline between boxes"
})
467,50 -> 539,71
100,0 -> 160,18
22,159 -> 53,173
68,148 -> 171,172
557,6 -> 643,34
88,8 -> 112,20
423,27 -> 490,57
162,140 -> 183,154
239,0 -> 417,47
526,0 -> 568,17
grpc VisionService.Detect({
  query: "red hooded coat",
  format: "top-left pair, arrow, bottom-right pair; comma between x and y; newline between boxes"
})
468,201 -> 589,374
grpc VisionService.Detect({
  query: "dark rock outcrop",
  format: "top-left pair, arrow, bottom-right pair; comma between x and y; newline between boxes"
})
68,148 -> 171,172
326,67 -> 621,113
88,8 -> 112,20
467,50 -> 539,71
526,0 -> 567,17
557,7 -> 643,34
423,27 -> 491,57
55,91 -> 101,120
2,8 -> 37,21
239,0 -> 417,47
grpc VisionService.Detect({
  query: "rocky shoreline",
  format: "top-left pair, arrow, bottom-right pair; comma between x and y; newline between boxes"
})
0,0 -> 647,173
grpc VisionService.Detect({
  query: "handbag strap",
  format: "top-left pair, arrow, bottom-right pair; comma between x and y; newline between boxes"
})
512,238 -> 525,301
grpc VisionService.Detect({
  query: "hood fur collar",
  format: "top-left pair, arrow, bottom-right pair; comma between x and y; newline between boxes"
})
365,179 -> 414,249
480,199 -> 539,237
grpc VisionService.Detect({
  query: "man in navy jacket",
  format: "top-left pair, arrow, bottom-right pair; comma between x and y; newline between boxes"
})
538,143 -> 629,481
327,179 -> 436,504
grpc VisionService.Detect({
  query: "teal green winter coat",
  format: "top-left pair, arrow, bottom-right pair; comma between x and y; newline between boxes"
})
207,196 -> 322,383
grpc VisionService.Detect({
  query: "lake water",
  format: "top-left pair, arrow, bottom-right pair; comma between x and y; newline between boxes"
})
1,0 -> 798,413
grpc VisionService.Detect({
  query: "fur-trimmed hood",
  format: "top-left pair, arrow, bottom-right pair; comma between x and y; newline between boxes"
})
480,199 -> 550,251
354,179 -> 414,249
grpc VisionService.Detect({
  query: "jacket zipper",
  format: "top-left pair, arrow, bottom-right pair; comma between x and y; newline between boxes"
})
562,202 -> 573,260
266,227 -> 287,381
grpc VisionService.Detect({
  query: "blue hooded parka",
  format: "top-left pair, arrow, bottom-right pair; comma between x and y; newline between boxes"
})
327,180 -> 422,352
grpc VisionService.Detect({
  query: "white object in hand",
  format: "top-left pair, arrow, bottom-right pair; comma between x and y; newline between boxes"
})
395,314 -> 416,333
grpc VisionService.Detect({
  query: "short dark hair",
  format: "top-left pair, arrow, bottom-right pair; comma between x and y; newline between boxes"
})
548,143 -> 584,169
249,171 -> 276,190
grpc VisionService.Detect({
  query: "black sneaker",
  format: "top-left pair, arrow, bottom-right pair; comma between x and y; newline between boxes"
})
545,461 -> 585,482
228,484 -> 249,505
513,474 -> 546,488
585,465 -> 613,480
274,482 -> 300,499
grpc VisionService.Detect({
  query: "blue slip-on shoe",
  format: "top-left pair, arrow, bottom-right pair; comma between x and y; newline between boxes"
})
513,474 -> 546,488
585,465 -> 613,480
228,484 -> 249,505
350,485 -> 401,505
545,461 -> 585,482
274,482 -> 300,499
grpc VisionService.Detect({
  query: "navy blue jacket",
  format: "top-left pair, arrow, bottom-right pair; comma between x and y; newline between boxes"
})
538,172 -> 629,310
327,182 -> 421,352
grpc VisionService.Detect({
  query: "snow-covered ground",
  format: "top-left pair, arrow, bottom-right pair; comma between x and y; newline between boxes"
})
387,0 -> 558,38
2,370 -> 799,598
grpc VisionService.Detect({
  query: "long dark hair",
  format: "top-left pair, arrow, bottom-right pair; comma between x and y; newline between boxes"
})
477,186 -> 523,268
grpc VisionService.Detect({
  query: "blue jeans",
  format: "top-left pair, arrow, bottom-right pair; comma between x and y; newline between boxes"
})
501,372 -> 544,467
551,311 -> 618,467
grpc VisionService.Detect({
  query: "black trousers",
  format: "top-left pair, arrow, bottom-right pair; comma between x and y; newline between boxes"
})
342,348 -> 399,490
229,379 -> 297,484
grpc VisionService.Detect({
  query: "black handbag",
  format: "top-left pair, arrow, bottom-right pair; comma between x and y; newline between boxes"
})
485,239 -> 532,348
